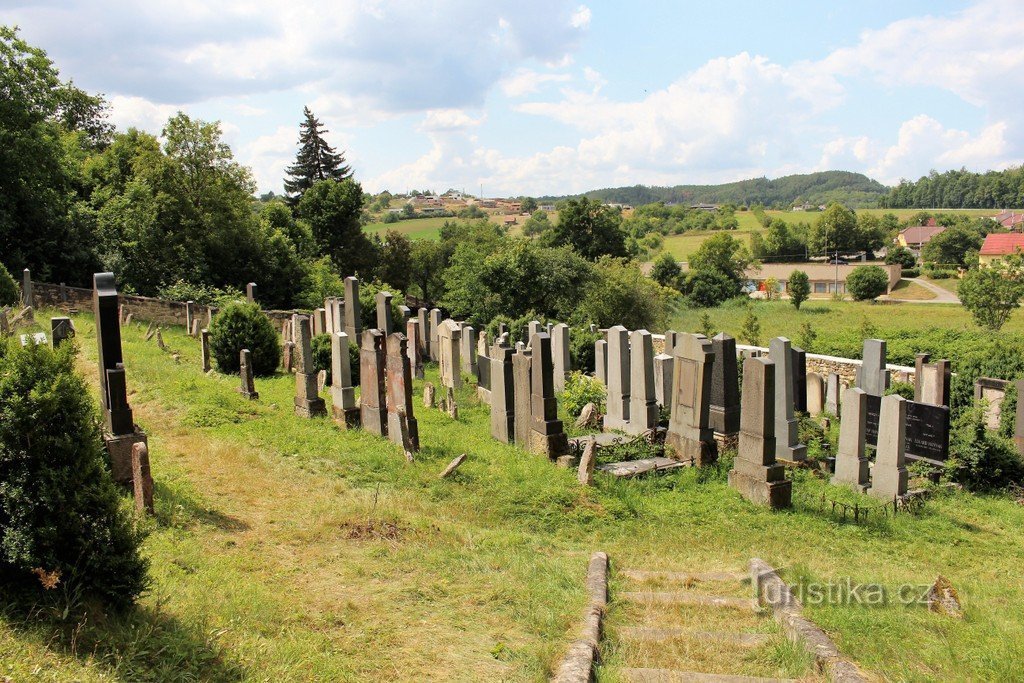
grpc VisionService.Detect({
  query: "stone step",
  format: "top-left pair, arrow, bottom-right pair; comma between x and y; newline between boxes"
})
620,668 -> 797,683
621,591 -> 760,612
622,569 -> 749,584
618,626 -> 769,648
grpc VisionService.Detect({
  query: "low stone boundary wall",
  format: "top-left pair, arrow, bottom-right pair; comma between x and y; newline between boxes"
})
737,344 -> 916,386
551,551 -> 609,683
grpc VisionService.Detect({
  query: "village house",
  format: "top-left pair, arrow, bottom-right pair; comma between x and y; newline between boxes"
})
979,233 -> 1024,267
744,262 -> 902,296
992,210 -> 1024,230
896,223 -> 946,252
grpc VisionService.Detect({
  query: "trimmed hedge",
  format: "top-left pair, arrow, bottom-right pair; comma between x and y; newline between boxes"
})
209,302 -> 281,376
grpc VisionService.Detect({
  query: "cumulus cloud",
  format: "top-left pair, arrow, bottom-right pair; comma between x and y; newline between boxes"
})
500,69 -> 573,98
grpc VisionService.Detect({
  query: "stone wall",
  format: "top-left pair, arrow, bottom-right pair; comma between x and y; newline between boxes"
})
737,344 -> 915,385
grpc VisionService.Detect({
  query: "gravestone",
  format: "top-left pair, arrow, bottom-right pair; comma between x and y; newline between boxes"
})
792,346 -> 807,413
376,291 -> 393,335
293,315 -> 327,418
513,347 -> 533,447
825,373 -> 841,415
626,329 -> 658,435
864,394 -> 950,464
324,297 -> 336,336
386,333 -> 419,451
331,331 -> 359,429
973,377 -> 1008,430
728,357 -> 791,508
653,353 -> 673,407
551,323 -> 570,393
398,305 -> 412,326
360,329 -> 387,435
806,372 -> 825,416
527,320 -> 542,345
21,269 -> 33,308
282,341 -> 295,373
870,394 -> 909,500
407,318 -> 425,380
920,359 -> 951,407
595,339 -> 608,384
418,308 -> 429,359
665,333 -> 716,465
709,332 -> 740,436
768,337 -> 806,462
914,353 -> 930,402
344,277 -> 362,349
437,319 -> 462,389
663,330 -> 678,354
185,300 -> 195,337
833,387 -> 869,491
313,308 -> 326,336
604,326 -> 630,431
529,332 -> 568,457
329,297 -> 344,334
429,309 -> 443,361
238,349 -> 258,400
200,329 -> 211,372
498,322 -> 508,337
461,325 -> 477,376
1014,379 -> 1024,455
246,282 -> 257,304
490,344 -> 515,443
50,316 -> 74,349
857,339 -> 890,396
476,346 -> 492,403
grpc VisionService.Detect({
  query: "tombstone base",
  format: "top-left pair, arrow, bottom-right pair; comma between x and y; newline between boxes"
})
833,457 -> 870,492
713,431 -> 739,452
387,413 -> 419,451
776,442 -> 808,462
709,407 -> 740,437
361,406 -> 387,436
530,429 -> 569,458
477,387 -> 491,404
332,405 -> 361,430
666,432 -> 718,466
294,397 -> 327,418
728,469 -> 792,509
239,389 -> 259,401
103,430 -> 153,489
869,469 -> 908,501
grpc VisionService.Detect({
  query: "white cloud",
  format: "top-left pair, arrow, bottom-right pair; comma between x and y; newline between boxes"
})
418,109 -> 485,133
500,69 -> 572,97
107,95 -> 180,134
570,5 -> 592,29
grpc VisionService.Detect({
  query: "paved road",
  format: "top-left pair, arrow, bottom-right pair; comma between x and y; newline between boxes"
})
892,277 -> 961,304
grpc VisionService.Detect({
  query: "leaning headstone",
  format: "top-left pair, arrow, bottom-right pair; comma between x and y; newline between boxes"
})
665,333 -> 716,465
857,339 -> 890,396
490,344 -> 515,443
359,329 -> 388,435
578,436 -> 597,486
625,329 -> 658,435
406,318 -> 425,380
833,387 -> 869,491
445,386 -> 458,419
594,339 -> 608,384
604,326 -> 630,431
769,337 -> 806,462
124,312 -> 134,327
331,331 -> 359,429
709,332 -> 740,437
728,357 -> 791,508
791,346 -> 807,413
200,329 -> 211,372
806,372 -> 825,416
131,442 -> 155,514
529,332 -> 568,457
343,277 -> 362,349
551,323 -> 570,393
50,317 -> 74,349
21,268 -> 33,308
437,319 -> 462,389
513,347 -> 533,447
246,282 -> 257,304
461,325 -> 477,376
238,349 -> 259,400
376,291 -> 394,335
293,315 -> 327,418
870,394 -> 909,500
386,333 -> 418,451
423,382 -> 436,408
825,373 -> 841,415
429,308 -> 443,361
653,353 -> 673,407
156,329 -> 167,351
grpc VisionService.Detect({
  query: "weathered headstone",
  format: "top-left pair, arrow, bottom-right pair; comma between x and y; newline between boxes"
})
429,308 -> 443,361
595,339 -> 608,384
386,333 -> 418,451
663,330 -> 678,354
329,296 -> 344,334
604,326 -> 630,431
527,320 -> 542,345
418,308 -> 430,360
914,353 -> 931,402
190,318 -> 200,337
709,332 -> 740,436
185,300 -> 195,336
282,341 -> 295,372
331,331 -> 360,429
529,332 -> 568,457
398,305 -> 412,327
131,441 -> 155,514
833,387 -> 869,491
359,329 -> 387,435
461,325 -> 477,376
317,369 -> 327,393
376,291 -> 393,335
792,346 -> 807,413
825,373 -> 841,415
490,344 -> 515,443
50,316 -> 74,349
806,372 -> 825,416
870,394 -> 909,500
973,377 -> 1008,430
857,339 -> 890,396
728,357 -> 791,508
1014,379 -> 1024,455
246,282 -> 257,304
437,319 -> 462,389
653,353 -> 673,407
293,315 -> 327,418
344,277 -> 362,348
578,436 -> 597,486
769,337 -> 806,462
21,268 -> 33,308
920,359 -> 951,408
312,308 -> 325,336
200,328 -> 211,372
406,318 -> 425,380
513,347 -> 533,447
238,349 -> 259,400
423,382 -> 436,408
626,329 -> 658,435
666,333 -> 717,465
551,323 -> 570,393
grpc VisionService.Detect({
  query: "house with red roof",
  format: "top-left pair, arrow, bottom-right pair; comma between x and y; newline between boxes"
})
897,224 -> 945,252
979,233 -> 1024,267
992,211 -> 1024,229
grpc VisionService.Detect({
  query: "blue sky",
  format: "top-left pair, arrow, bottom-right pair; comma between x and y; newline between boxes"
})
4,0 -> 1020,196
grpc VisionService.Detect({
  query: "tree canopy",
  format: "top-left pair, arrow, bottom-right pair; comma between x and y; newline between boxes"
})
545,197 -> 626,260
283,107 -> 351,205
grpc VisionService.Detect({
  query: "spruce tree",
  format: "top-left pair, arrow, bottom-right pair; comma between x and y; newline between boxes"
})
283,107 -> 351,205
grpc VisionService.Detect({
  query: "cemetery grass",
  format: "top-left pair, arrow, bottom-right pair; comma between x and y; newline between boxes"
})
2,313 -> 1024,680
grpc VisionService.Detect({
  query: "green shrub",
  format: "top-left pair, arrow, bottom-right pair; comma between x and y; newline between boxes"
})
568,324 -> 601,374
885,381 -> 915,400
209,302 -> 281,376
946,403 -> 1024,491
357,280 -> 405,332
0,341 -> 148,609
310,333 -> 360,386
561,371 -> 605,417
901,268 -> 920,278
846,265 -> 889,301
929,269 -> 954,280
157,279 -> 243,307
0,263 -> 19,307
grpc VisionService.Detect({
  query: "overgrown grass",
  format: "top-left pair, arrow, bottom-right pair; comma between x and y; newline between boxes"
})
1,309 -> 1023,680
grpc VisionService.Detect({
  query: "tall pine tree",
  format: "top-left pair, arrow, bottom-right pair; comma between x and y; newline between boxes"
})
283,107 -> 351,205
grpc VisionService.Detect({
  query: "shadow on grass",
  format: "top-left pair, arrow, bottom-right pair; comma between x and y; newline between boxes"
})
153,480 -> 250,533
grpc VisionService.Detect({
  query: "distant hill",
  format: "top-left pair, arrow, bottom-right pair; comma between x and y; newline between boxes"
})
540,171 -> 889,208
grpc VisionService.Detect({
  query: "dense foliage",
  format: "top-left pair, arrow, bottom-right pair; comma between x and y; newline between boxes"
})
958,255 -> 1024,332
845,265 -> 889,301
0,262 -> 19,307
788,270 -> 809,310
881,167 -> 1024,208
283,107 -> 351,205
209,302 -> 281,376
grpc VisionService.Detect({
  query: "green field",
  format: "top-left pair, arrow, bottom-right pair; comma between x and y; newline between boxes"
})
2,308 -> 1024,680
363,216 -> 451,240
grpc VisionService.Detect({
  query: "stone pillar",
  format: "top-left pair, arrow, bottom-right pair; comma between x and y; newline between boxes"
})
200,329 -> 211,372
238,349 -> 258,400
330,297 -> 345,334
331,331 -> 359,429
21,268 -> 34,309
359,329 -> 387,435
246,282 -> 257,304
825,373 -> 841,415
293,315 -> 326,417
50,317 -> 74,349
806,372 -> 825,416
551,323 -> 570,393
653,353 -> 673,407
314,308 -> 327,336
768,337 -> 806,462
437,319 -> 462,389
870,394 -> 908,500
490,344 -> 515,443
476,346 -> 492,403
185,300 -> 195,336
595,339 -> 608,385
386,333 -> 418,450
919,359 -> 951,407
663,330 -> 678,354
344,277 -> 361,349
857,339 -> 890,395
512,347 -> 533,447
376,291 -> 393,335
833,387 -> 869,491
604,326 -> 630,430
626,329 -> 658,435
429,309 -> 443,361
529,332 -> 568,457
406,318 -> 425,380
418,308 -> 430,360
461,325 -> 477,376
709,332 -> 740,436
527,320 -> 542,344
914,353 -> 930,402
792,346 -> 807,413
665,333 -> 716,465
728,357 -> 791,508
398,305 -> 412,327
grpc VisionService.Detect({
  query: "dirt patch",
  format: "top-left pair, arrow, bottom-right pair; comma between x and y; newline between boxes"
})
341,519 -> 406,542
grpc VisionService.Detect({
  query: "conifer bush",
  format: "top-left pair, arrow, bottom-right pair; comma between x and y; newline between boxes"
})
209,302 -> 281,375
0,263 -> 18,308
0,340 -> 147,609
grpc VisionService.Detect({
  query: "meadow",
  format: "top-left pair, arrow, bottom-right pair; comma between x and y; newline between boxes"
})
1,308 -> 1023,680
